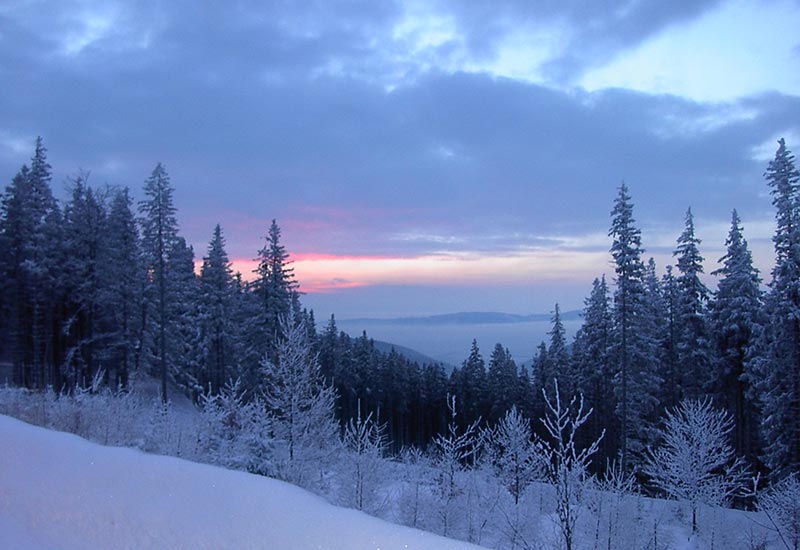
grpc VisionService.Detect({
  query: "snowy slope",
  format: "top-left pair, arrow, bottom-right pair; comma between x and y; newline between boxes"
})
0,415 -> 485,550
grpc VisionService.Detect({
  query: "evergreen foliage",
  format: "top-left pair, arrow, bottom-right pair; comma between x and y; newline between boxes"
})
750,139 -> 800,479
138,163 -> 179,402
673,208 -> 711,400
608,183 -> 660,471
3,136 -> 800,497
710,210 -> 762,464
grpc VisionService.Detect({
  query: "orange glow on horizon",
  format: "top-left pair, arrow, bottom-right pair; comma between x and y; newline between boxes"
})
219,249 -> 609,294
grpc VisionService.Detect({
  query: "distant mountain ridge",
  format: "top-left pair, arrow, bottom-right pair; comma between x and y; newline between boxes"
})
371,340 -> 453,369
341,310 -> 582,326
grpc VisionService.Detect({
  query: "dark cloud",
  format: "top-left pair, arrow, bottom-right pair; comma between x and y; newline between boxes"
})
433,0 -> 724,81
1,0 -> 798,267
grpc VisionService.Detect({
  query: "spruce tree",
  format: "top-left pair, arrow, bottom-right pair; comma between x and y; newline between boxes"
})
608,183 -> 660,471
487,343 -> 518,423
199,224 -> 236,395
103,187 -> 142,390
660,265 -> 680,409
251,219 -> 299,365
750,138 -> 800,478
62,174 -> 107,389
166,237 -> 201,395
548,304 -> 571,395
139,163 -> 178,402
673,208 -> 711,400
642,258 -> 667,410
1,138 -> 60,388
710,210 -> 762,464
572,276 -> 614,465
531,340 -> 550,422
454,339 -> 486,429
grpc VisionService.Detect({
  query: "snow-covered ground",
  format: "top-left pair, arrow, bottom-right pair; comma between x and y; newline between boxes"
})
0,414 -> 485,550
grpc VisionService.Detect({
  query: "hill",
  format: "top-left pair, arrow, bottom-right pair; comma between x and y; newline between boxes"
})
342,310 -> 582,326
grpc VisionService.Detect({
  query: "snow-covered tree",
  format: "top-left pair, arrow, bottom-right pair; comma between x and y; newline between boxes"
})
548,304 -> 572,396
251,219 -> 299,365
572,275 -> 614,465
483,406 -> 545,548
538,379 -> 603,550
758,474 -> 800,550
644,399 -> 748,534
398,447 -> 433,529
710,210 -> 762,463
1,138 -> 61,389
339,407 -> 388,512
165,237 -> 201,394
750,138 -> 800,479
486,343 -> 518,423
261,313 -> 338,488
660,264 -> 681,409
450,339 -> 486,430
198,378 -> 272,472
608,183 -> 660,471
484,406 -> 544,506
531,340 -> 551,422
102,187 -> 142,390
673,208 -> 711,400
431,394 -> 480,537
139,163 -> 178,402
198,224 -> 238,395
62,174 -> 107,390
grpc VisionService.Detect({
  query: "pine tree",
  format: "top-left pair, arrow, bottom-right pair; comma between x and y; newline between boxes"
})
486,343 -> 518,423
251,219 -> 299,364
102,187 -> 143,390
62,174 -> 108,390
531,340 -> 550,424
750,138 -> 800,478
198,224 -> 237,395
138,163 -> 178,402
673,208 -> 711,400
1,138 -> 61,388
572,276 -> 615,465
710,210 -> 762,464
548,304 -> 572,395
642,258 -> 667,411
608,183 -> 660,471
166,237 -> 201,394
661,265 -> 681,409
455,339 -> 485,429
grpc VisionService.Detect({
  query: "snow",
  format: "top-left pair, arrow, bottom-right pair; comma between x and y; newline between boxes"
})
0,414 -> 485,550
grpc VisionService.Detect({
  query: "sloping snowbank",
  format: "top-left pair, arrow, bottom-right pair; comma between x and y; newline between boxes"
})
0,414 -> 485,550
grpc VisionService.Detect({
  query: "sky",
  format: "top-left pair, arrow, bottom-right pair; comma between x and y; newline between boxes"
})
1,0 -> 799,319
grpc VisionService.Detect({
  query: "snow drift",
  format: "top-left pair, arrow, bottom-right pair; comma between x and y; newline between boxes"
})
0,414 -> 484,550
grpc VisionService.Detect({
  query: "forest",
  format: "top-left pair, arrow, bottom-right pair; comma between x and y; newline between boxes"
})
1,137 -> 799,549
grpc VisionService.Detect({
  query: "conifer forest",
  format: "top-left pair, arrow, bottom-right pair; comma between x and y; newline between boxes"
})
2,137 -> 800,549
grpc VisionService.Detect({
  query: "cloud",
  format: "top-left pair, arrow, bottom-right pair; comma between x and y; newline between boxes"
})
0,0 -> 797,318
427,0 -> 724,83
580,0 -> 800,101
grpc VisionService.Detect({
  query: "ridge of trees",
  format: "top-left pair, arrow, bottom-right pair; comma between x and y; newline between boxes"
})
1,137 -> 799,486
